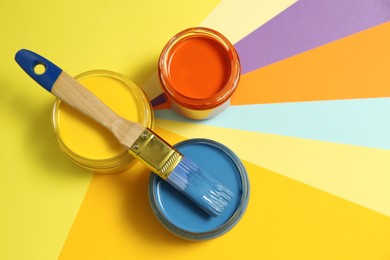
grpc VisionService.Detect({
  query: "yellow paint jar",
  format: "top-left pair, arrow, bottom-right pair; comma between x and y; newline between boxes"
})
52,70 -> 153,173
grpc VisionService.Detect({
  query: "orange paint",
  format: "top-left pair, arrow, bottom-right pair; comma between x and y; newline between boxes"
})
168,37 -> 231,99
159,28 -> 240,119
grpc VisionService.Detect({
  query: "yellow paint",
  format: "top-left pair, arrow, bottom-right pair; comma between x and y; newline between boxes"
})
56,75 -> 139,160
59,127 -> 390,259
155,119 -> 390,217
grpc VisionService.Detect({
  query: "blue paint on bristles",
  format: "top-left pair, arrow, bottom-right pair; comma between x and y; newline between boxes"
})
167,156 -> 233,217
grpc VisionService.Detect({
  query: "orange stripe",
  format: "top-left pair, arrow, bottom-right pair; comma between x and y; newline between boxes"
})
232,21 -> 390,105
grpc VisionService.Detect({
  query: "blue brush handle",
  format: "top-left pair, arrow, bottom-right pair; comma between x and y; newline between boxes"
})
15,49 -> 62,92
15,48 -> 134,134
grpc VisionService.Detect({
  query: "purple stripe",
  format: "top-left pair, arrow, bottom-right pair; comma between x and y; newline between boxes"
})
235,0 -> 390,74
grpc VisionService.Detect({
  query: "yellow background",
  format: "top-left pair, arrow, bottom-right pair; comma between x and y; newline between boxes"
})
0,1 -> 220,259
1,0 -> 389,259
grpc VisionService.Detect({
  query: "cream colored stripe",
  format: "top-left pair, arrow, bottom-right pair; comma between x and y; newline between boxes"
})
200,0 -> 297,44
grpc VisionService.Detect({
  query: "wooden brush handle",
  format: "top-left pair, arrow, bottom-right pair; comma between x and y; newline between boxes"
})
15,49 -> 145,147
52,71 -> 119,130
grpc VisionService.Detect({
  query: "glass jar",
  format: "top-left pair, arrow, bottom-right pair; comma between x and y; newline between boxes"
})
158,27 -> 241,120
148,139 -> 250,240
52,70 -> 153,173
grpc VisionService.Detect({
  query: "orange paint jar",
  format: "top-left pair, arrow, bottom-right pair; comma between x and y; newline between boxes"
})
158,27 -> 240,119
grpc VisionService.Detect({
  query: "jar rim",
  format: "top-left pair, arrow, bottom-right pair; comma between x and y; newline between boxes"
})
52,70 -> 154,173
158,27 -> 241,110
148,138 -> 250,240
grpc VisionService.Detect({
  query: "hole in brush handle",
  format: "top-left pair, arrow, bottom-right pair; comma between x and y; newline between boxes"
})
15,49 -> 62,92
33,63 -> 46,75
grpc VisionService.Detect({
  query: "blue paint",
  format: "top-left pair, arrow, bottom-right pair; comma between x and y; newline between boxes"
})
149,139 -> 249,239
15,49 -> 62,92
155,98 -> 390,150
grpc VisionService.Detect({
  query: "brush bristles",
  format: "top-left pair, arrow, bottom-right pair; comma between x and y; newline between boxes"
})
166,157 -> 233,217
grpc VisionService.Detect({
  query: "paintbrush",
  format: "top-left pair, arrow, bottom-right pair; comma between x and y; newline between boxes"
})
15,49 -> 233,217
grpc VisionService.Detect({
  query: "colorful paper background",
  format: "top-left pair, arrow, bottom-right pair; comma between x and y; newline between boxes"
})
1,0 -> 390,259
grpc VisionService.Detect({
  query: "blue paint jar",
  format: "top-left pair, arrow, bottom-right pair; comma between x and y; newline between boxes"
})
148,139 -> 250,240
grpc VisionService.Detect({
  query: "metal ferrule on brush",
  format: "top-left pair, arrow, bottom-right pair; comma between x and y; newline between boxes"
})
128,129 -> 183,179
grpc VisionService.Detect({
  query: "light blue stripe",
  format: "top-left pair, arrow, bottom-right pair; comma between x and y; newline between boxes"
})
155,98 -> 390,150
